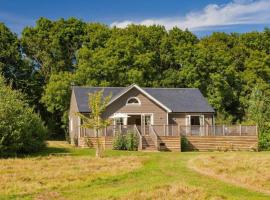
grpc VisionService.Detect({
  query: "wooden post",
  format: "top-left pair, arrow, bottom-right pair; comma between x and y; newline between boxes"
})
120,124 -> 122,135
164,124 -> 166,136
239,125 -> 242,136
105,126 -> 107,137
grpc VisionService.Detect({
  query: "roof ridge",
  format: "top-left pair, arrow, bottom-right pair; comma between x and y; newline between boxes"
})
143,87 -> 198,90
72,86 -> 198,89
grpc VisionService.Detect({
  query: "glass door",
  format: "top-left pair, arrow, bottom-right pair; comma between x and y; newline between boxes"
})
144,115 -> 152,135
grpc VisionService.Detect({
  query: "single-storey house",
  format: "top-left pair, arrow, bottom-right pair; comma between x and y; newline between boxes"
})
69,84 -> 257,151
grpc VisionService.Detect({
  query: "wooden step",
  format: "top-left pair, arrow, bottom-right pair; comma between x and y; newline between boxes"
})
141,136 -> 157,151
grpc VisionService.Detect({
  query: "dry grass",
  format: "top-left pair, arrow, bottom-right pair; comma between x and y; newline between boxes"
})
0,155 -> 142,197
190,153 -> 270,194
117,183 -> 225,200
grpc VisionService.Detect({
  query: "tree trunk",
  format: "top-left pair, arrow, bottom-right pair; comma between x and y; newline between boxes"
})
95,128 -> 100,158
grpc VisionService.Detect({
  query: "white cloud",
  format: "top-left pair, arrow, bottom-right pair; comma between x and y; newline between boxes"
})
111,0 -> 270,31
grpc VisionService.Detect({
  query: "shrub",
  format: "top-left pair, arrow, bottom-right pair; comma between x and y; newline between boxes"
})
113,133 -> 127,150
113,131 -> 139,151
259,131 -> 270,151
126,131 -> 139,151
0,76 -> 47,156
181,136 -> 189,152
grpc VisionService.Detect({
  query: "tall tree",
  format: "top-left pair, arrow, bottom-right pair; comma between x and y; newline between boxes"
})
248,86 -> 270,150
21,17 -> 86,81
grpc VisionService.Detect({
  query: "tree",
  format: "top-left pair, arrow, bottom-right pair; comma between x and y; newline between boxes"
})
41,72 -> 75,137
0,75 -> 47,156
0,23 -> 32,91
21,17 -> 86,81
76,90 -> 111,157
248,86 -> 270,150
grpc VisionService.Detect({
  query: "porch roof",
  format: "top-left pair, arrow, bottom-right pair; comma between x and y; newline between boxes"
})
72,85 -> 215,113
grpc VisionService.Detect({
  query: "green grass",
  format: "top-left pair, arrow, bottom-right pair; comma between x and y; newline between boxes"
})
0,141 -> 270,200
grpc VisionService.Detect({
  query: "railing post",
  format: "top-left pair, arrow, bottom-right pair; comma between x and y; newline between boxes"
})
223,125 -> 225,136
239,124 -> 242,136
163,124 -> 166,136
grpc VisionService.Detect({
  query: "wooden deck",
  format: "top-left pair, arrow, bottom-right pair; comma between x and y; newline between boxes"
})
182,135 -> 258,151
78,125 -> 258,152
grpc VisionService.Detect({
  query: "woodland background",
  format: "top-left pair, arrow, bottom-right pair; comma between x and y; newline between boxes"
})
0,18 -> 269,142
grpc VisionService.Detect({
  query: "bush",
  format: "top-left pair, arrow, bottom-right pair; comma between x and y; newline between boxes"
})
113,133 -> 127,150
0,76 -> 47,156
181,136 -> 189,152
113,131 -> 139,151
259,131 -> 270,151
126,131 -> 139,151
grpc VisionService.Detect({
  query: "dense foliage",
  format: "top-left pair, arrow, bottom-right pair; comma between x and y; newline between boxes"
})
0,18 -> 269,148
113,131 -> 139,151
0,76 -> 47,156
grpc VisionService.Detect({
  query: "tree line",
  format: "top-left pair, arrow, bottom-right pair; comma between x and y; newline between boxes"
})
0,17 -> 269,151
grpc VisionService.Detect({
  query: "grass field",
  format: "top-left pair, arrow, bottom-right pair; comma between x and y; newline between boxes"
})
1,141 -> 270,200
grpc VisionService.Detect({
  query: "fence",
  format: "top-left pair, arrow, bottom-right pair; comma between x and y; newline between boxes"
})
150,125 -> 257,137
80,125 -> 257,137
80,125 -> 136,137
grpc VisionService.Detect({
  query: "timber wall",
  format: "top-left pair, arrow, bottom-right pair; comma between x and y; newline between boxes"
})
78,136 -> 113,149
158,136 -> 181,151
183,136 -> 258,151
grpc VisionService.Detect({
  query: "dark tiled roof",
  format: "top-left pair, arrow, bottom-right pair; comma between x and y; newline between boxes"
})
72,86 -> 215,113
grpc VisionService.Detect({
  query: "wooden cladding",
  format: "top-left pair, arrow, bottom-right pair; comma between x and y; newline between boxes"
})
78,135 -> 258,152
78,136 -> 113,149
159,136 -> 181,151
183,136 -> 258,151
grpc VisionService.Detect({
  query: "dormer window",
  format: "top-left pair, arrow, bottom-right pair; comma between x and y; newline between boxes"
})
126,97 -> 141,105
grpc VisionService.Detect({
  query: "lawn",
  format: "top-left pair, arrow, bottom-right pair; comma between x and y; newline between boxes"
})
1,141 -> 270,200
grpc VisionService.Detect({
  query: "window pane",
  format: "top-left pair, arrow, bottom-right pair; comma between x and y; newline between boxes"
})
116,118 -> 123,125
127,98 -> 139,104
145,115 -> 151,125
191,116 -> 200,125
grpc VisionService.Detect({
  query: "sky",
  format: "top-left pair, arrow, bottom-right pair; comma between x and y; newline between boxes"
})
1,0 -> 270,36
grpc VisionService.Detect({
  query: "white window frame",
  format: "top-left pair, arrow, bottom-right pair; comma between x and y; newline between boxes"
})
186,114 -> 205,126
126,97 -> 141,106
143,114 -> 154,125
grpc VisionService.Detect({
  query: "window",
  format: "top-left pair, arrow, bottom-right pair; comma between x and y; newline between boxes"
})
144,115 -> 152,125
190,116 -> 200,125
126,97 -> 141,105
116,118 -> 124,126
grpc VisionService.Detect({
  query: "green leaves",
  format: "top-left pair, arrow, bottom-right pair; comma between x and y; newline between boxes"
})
0,76 -> 47,156
0,18 -> 269,138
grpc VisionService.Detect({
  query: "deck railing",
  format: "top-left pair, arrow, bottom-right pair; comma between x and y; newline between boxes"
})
149,125 -> 159,150
134,125 -> 142,150
80,125 -> 135,137
80,125 -> 257,137
150,125 -> 257,137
